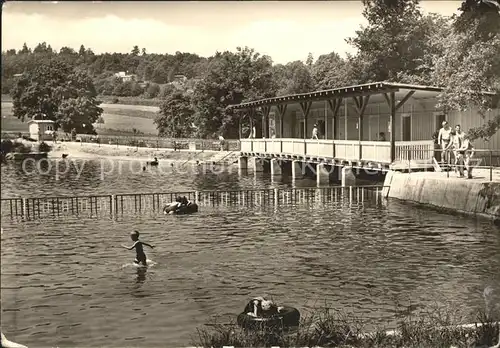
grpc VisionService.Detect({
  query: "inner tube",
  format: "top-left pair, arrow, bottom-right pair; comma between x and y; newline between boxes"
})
163,202 -> 199,215
237,306 -> 300,331
147,161 -> 159,166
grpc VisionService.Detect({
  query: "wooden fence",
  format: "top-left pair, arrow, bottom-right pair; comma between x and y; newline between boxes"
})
0,132 -> 241,152
1,186 -> 386,221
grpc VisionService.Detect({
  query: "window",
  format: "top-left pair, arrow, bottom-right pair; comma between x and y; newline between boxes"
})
316,120 -> 325,138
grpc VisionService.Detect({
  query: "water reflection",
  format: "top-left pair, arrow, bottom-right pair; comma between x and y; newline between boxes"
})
1,159 -> 321,198
1,199 -> 499,347
136,267 -> 147,284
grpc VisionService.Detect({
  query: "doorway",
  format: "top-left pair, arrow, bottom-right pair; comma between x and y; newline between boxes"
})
402,115 -> 412,141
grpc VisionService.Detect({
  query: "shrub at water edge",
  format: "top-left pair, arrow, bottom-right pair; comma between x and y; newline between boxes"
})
193,307 -> 500,348
38,141 -> 52,153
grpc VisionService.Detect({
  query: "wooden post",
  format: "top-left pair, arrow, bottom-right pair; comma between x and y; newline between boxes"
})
390,92 -> 396,162
262,106 -> 271,139
324,100 -> 328,140
383,90 -> 414,163
327,98 -> 342,140
277,104 -> 288,153
300,101 -> 312,155
238,111 -> 242,139
344,98 -> 348,140
352,95 -> 370,160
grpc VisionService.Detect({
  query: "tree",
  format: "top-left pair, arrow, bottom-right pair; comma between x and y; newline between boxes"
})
311,52 -> 355,90
159,84 -> 177,99
272,61 -> 314,96
305,53 -> 314,69
141,47 -> 147,56
132,45 -> 140,56
10,59 -> 103,134
433,0 -> 500,140
19,43 -> 30,54
144,82 -> 160,98
155,92 -> 194,138
191,46 -> 275,138
78,45 -> 86,56
346,0 -> 427,82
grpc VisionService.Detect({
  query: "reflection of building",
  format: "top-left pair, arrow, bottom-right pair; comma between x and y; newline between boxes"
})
114,71 -> 137,82
28,117 -> 55,141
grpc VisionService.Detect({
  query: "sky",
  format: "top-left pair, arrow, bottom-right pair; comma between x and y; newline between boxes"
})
1,1 -> 463,64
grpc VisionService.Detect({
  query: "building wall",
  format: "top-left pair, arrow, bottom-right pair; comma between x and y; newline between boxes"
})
29,123 -> 39,140
268,92 -> 499,150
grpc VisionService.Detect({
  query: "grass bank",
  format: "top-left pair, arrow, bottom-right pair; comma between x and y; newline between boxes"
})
193,306 -> 500,348
2,94 -> 160,107
97,95 -> 161,107
52,141 -> 236,164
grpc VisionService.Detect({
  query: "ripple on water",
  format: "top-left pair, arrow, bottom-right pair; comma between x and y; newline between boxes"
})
2,160 -> 500,346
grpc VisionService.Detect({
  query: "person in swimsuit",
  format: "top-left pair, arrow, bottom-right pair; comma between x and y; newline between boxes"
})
456,133 -> 475,179
438,121 -> 452,164
244,297 -> 280,318
122,230 -> 154,266
450,124 -> 465,172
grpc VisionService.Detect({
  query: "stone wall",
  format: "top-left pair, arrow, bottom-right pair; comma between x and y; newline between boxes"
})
383,171 -> 500,221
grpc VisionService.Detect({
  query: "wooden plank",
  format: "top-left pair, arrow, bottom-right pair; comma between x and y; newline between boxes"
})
395,90 -> 415,111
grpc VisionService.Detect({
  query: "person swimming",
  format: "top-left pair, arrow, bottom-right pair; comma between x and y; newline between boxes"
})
122,230 -> 154,266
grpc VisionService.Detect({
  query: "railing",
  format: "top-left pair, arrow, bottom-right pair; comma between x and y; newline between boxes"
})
394,148 -> 500,182
395,140 -> 434,161
76,134 -> 241,152
1,186 -> 386,221
0,132 -> 241,152
240,138 -> 435,164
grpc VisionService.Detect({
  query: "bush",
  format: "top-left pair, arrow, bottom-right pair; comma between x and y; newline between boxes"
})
1,139 -> 14,153
38,142 -> 52,153
193,307 -> 500,348
11,141 -> 32,153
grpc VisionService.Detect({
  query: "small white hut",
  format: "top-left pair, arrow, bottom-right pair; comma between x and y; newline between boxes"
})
28,115 -> 55,141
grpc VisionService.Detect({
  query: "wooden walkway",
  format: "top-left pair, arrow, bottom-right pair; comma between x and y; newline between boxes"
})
1,186 -> 386,221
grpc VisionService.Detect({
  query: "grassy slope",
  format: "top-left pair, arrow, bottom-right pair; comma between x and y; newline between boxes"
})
1,96 -> 160,136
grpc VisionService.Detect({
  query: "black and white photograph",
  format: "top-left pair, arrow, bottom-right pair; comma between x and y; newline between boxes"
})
1,0 -> 500,347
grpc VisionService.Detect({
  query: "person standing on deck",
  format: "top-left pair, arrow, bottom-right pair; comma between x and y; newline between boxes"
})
311,124 -> 319,140
437,121 -> 452,164
218,135 -> 225,151
450,124 -> 465,172
456,133 -> 475,179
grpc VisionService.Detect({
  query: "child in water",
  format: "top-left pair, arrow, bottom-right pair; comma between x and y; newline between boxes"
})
122,230 -> 154,266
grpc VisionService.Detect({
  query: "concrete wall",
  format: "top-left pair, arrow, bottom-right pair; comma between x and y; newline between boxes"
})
383,171 -> 500,221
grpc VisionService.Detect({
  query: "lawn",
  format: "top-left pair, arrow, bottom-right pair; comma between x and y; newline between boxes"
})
94,112 -> 158,135
1,101 -> 159,136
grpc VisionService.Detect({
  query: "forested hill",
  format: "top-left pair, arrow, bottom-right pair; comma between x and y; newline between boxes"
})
1,44 -> 211,99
